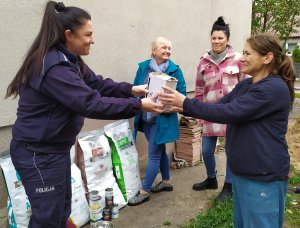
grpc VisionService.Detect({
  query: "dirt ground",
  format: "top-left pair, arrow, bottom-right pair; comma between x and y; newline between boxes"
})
287,98 -> 300,170
287,118 -> 300,170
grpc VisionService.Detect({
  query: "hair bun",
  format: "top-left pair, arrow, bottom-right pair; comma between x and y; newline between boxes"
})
211,16 -> 230,39
55,2 -> 65,13
216,16 -> 226,26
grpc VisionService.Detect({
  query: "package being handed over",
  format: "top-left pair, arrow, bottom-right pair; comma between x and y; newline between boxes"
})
104,120 -> 141,202
147,72 -> 178,111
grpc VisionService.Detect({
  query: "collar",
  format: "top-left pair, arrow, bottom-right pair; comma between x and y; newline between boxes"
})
55,43 -> 79,64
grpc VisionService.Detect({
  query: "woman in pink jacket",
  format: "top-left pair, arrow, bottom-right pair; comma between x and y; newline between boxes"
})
193,16 -> 246,203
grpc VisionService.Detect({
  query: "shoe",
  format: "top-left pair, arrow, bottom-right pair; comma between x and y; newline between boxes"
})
151,181 -> 173,193
214,182 -> 232,204
127,193 -> 150,206
294,186 -> 300,194
192,177 -> 218,191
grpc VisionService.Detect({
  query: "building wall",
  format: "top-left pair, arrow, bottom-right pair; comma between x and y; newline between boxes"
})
0,0 -> 252,152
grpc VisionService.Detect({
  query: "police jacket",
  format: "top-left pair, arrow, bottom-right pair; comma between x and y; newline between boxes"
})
183,76 -> 290,181
12,43 -> 140,152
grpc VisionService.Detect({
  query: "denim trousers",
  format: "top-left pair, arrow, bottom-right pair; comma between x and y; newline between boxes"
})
232,174 -> 287,228
141,121 -> 170,192
202,136 -> 232,184
10,139 -> 71,228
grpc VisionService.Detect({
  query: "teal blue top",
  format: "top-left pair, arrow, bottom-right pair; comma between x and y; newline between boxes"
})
133,59 -> 186,144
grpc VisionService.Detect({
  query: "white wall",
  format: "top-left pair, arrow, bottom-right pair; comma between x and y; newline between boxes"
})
0,0 -> 252,150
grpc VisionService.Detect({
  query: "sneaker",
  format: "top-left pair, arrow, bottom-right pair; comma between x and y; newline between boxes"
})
127,193 -> 150,206
151,181 -> 173,193
192,177 -> 218,191
214,182 -> 232,204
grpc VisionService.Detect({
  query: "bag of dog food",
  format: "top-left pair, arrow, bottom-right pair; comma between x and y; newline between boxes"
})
0,156 -> 31,228
7,197 -> 17,228
69,163 -> 89,227
104,120 -> 141,202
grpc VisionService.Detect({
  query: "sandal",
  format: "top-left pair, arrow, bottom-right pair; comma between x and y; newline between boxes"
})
127,193 -> 150,206
151,181 -> 173,193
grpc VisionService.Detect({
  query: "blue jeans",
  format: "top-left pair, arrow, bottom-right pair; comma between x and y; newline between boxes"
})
141,121 -> 170,192
10,139 -> 71,228
232,174 -> 287,228
202,136 -> 232,184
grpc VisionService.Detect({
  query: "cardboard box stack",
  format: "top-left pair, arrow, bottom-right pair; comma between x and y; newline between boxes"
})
175,117 -> 202,166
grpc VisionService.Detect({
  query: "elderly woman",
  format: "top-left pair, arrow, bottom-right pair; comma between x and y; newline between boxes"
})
128,37 -> 186,206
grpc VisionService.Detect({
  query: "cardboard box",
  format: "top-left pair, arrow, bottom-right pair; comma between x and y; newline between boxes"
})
147,72 -> 178,111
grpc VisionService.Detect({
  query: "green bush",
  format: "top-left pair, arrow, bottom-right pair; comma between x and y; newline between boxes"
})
292,46 -> 300,63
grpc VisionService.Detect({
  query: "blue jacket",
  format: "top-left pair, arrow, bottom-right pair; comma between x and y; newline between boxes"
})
183,76 -> 290,181
133,59 -> 186,144
13,43 -> 141,152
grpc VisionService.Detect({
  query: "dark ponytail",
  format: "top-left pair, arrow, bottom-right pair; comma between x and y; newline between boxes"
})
211,16 -> 230,39
6,1 -> 91,99
246,33 -> 296,107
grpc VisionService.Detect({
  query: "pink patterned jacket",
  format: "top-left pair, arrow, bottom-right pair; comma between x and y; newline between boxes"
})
195,46 -> 247,136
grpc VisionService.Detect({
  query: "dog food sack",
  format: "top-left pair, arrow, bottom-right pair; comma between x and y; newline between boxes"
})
104,120 -> 141,202
69,163 -> 90,227
0,156 -> 31,228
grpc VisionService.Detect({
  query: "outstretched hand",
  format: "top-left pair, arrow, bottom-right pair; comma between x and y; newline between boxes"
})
159,86 -> 186,109
132,84 -> 148,97
141,94 -> 164,114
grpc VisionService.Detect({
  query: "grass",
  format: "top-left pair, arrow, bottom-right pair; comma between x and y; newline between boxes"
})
181,165 -> 300,228
296,93 -> 300,99
285,165 -> 300,227
180,199 -> 234,228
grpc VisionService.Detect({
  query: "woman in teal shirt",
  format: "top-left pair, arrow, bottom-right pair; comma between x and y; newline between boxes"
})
129,37 -> 186,206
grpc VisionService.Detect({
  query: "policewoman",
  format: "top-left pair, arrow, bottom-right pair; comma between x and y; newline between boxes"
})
5,1 -> 162,227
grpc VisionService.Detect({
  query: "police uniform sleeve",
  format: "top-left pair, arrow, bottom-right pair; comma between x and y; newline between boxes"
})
40,65 -> 141,120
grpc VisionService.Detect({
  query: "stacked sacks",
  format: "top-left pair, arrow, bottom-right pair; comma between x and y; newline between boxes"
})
0,148 -> 90,228
1,119 -> 141,227
76,128 -> 127,209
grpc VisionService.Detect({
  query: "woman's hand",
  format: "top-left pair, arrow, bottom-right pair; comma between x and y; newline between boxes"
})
141,94 -> 164,114
159,86 -> 186,109
131,84 -> 148,97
